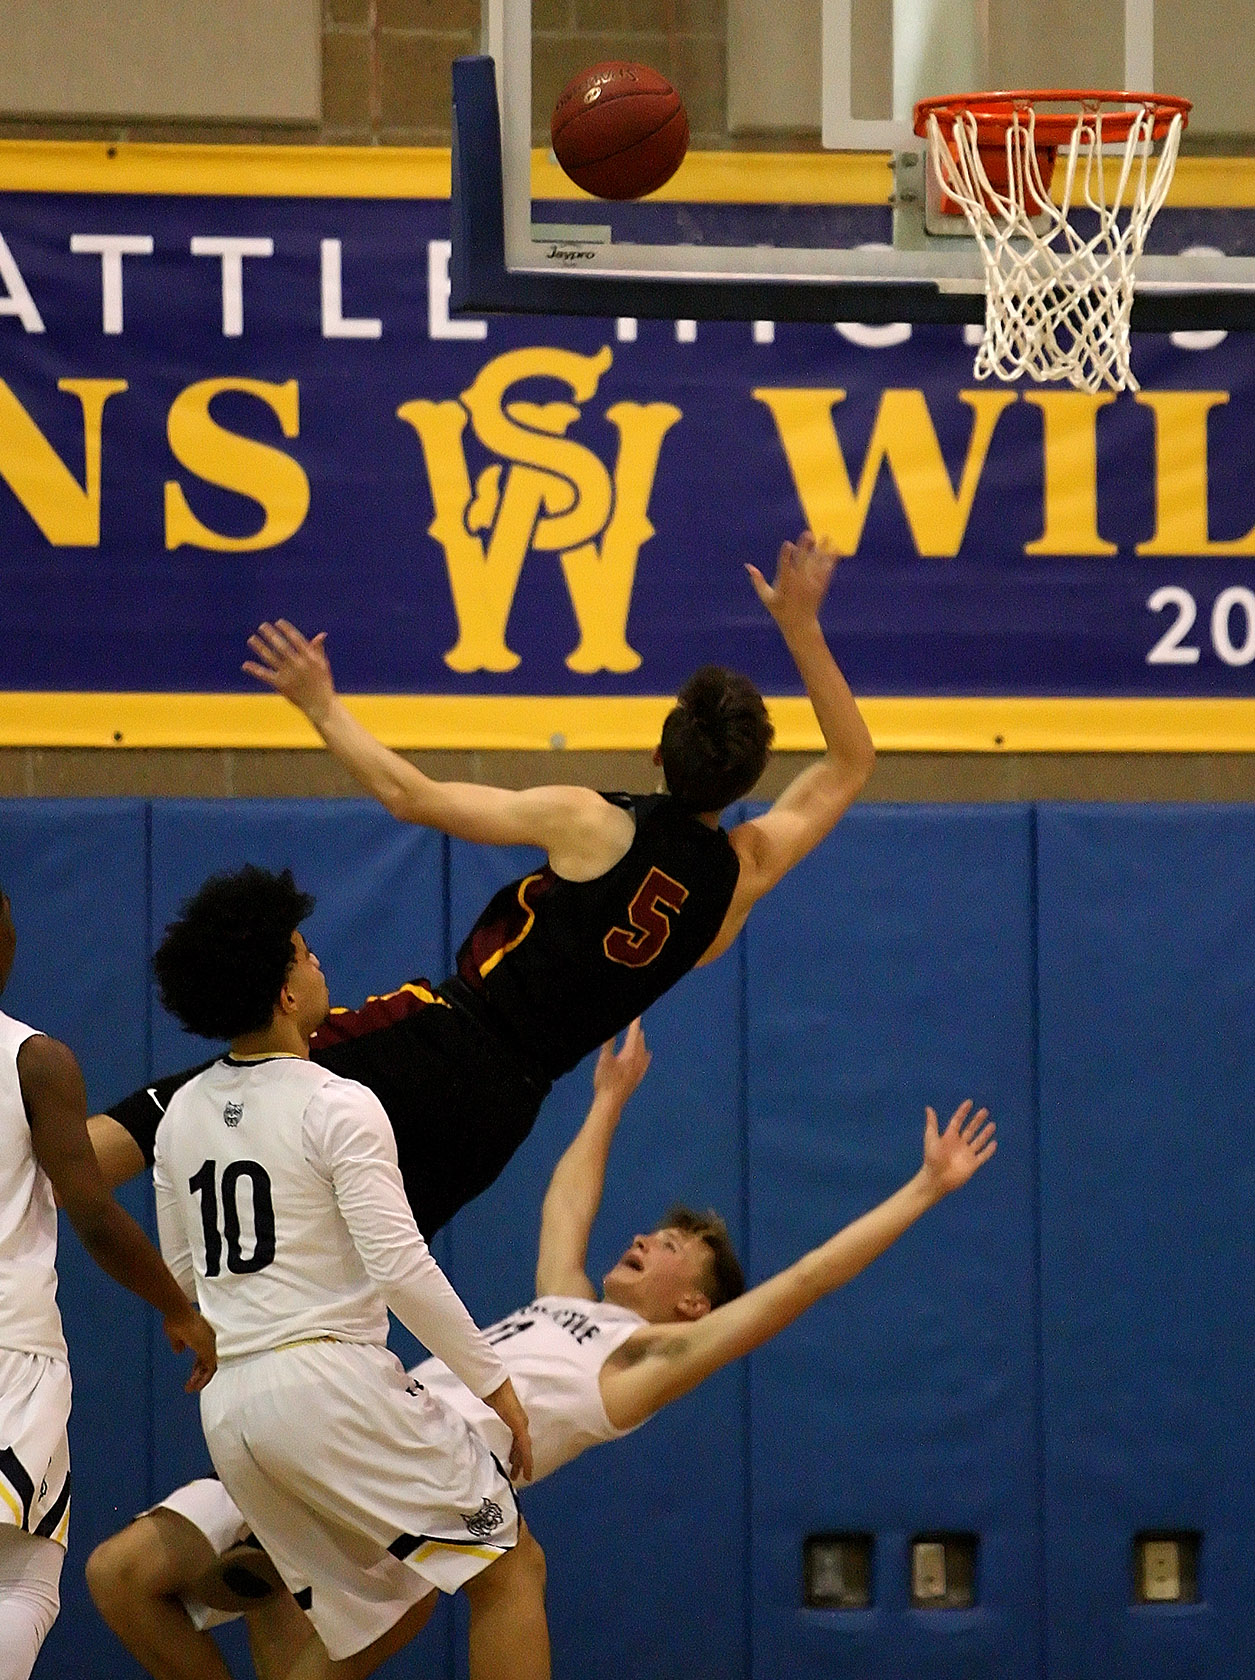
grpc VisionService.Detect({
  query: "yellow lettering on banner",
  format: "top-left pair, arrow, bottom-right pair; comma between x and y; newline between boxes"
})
0,377 -> 126,545
398,397 -> 531,671
401,346 -> 677,675
1135,391 -> 1255,556
1023,392 -> 1118,556
461,346 -> 615,552
164,378 -> 309,552
561,401 -> 682,673
753,387 -> 1016,556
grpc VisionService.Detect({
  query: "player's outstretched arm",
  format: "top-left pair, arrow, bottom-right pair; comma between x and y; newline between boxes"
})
703,534 -> 874,961
600,1100 -> 995,1430
315,1080 -> 533,1480
535,1021 -> 652,1300
244,620 -> 628,877
88,1060 -> 221,1191
87,1113 -> 147,1188
20,1035 -> 217,1392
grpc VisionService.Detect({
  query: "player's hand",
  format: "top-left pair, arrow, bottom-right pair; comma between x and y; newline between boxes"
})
593,1019 -> 652,1110
163,1306 -> 217,1393
243,620 -> 337,724
920,1100 -> 996,1200
483,1377 -> 534,1484
745,530 -> 839,636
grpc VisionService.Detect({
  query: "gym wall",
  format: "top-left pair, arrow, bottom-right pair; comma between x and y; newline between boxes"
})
1,795 -> 1249,1679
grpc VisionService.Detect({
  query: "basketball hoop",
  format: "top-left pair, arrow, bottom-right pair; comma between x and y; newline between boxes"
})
914,90 -> 1191,393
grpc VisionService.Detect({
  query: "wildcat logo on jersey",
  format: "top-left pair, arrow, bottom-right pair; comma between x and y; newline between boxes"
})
223,1102 -> 243,1128
463,1496 -> 505,1538
397,346 -> 681,675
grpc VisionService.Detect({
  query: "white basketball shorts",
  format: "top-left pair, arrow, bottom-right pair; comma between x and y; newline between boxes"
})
0,1352 -> 71,1549
200,1340 -> 517,1660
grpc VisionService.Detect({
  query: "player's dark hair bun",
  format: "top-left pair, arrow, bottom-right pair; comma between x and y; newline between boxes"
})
153,865 -> 316,1041
659,665 -> 774,813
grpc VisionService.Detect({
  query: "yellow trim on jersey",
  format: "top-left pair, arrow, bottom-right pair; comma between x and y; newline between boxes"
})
478,872 -> 545,981
0,1479 -> 23,1526
413,1538 -> 506,1565
49,1499 -> 70,1548
325,981 -> 443,1019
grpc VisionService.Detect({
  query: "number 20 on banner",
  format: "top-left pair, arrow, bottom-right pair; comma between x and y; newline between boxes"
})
1148,586 -> 1255,667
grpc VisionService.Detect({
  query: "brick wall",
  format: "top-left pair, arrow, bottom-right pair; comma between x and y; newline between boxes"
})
0,0 -> 729,148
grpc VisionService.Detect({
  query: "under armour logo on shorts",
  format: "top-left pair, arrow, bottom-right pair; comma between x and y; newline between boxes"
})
223,1102 -> 243,1128
463,1498 -> 504,1538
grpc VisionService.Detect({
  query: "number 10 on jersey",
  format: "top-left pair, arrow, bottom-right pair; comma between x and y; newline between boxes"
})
189,1159 -> 276,1275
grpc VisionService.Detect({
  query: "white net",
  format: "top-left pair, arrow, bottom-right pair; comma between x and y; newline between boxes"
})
923,99 -> 1186,393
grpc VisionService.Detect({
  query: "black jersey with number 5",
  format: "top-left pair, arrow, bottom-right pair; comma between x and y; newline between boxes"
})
108,792 -> 740,1239
453,793 -> 739,1081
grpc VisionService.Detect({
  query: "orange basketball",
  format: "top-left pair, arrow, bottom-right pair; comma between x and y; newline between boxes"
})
551,61 -> 688,200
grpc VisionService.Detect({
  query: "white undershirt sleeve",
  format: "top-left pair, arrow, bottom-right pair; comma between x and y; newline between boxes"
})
306,1082 -> 508,1401
152,1142 -> 197,1302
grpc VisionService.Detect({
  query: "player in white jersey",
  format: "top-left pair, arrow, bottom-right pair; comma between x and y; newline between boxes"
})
89,1018 -> 996,1680
143,865 -> 549,1680
0,885 -> 215,1680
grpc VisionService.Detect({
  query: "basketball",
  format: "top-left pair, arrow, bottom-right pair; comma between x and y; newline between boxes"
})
550,61 -> 688,200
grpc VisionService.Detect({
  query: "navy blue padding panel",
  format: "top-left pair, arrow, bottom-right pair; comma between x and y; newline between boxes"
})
746,805 -> 1039,1680
445,830 -> 749,1680
0,800 -> 151,1678
1038,807 -> 1255,1680
146,802 -> 446,1525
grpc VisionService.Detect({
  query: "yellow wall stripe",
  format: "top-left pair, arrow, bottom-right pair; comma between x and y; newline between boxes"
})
0,140 -> 452,198
4,692 -> 1255,753
0,139 -> 1253,209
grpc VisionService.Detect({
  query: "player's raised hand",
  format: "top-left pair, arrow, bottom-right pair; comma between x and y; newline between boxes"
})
483,1377 -> 534,1484
920,1099 -> 996,1199
593,1019 -> 652,1110
163,1305 -> 217,1393
745,530 -> 840,636
243,620 -> 336,724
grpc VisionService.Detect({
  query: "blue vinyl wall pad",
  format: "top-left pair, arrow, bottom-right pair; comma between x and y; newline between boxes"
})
2,799 -> 1252,1680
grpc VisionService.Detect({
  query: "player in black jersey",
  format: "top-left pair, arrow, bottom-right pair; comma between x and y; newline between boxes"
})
90,531 -> 875,1233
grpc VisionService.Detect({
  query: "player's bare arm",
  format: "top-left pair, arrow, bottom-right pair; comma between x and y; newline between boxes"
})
701,533 -> 876,964
87,1111 -> 147,1189
243,620 -> 634,880
599,1100 -> 995,1430
535,1021 -> 652,1300
19,1034 -> 216,1392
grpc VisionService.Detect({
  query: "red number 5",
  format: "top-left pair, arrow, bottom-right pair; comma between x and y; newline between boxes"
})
604,868 -> 689,968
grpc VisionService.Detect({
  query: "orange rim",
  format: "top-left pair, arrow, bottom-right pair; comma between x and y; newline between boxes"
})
913,90 -> 1192,146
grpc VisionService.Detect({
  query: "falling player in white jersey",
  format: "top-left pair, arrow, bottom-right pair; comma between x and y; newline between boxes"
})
88,1018 -> 995,1679
0,886 -> 215,1680
143,865 -> 549,1680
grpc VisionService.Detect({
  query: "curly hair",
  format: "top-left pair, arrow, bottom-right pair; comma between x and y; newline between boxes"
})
153,865 -> 316,1040
661,1204 -> 745,1308
658,666 -> 774,813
